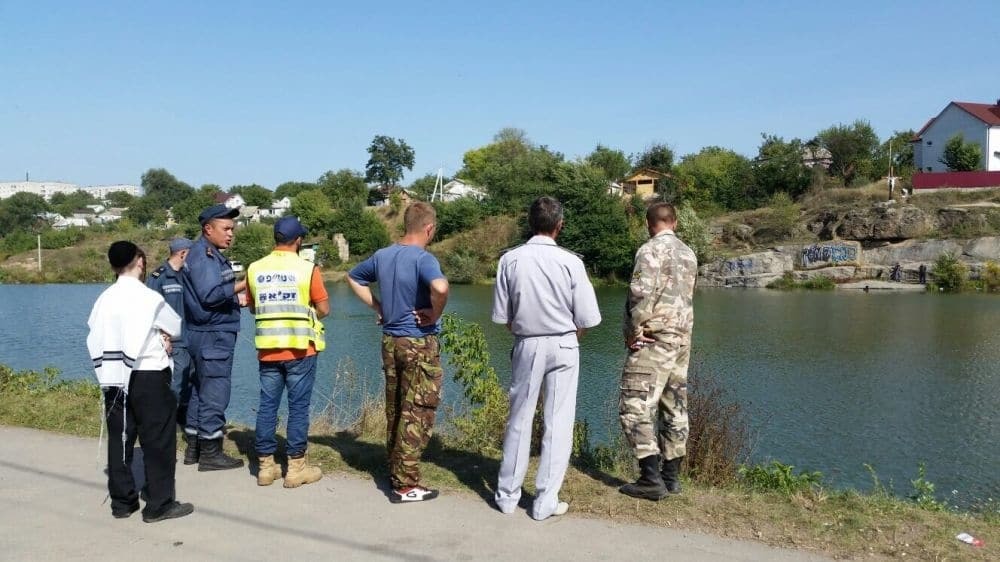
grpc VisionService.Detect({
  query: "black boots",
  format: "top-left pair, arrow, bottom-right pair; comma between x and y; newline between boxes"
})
197,438 -> 244,471
661,456 -> 683,494
183,435 -> 199,465
619,455 -> 668,500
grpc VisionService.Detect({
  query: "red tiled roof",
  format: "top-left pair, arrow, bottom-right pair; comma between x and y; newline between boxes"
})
913,101 -> 1000,140
953,101 -> 1000,126
213,192 -> 230,204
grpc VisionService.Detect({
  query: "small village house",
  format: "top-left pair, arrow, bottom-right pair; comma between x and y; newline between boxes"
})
621,168 -> 668,199
913,100 -> 1000,173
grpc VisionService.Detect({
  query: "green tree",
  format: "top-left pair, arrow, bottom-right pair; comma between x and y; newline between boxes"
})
228,184 -> 273,207
409,173 -> 446,201
104,190 -> 136,207
586,144 -> 631,181
873,129 -> 917,180
171,186 -> 219,229
317,169 -> 369,207
141,168 -> 194,209
0,192 -> 49,236
273,181 -> 317,199
816,120 -> 880,186
124,196 -> 167,227
675,146 -> 754,211
751,134 -> 812,202
227,223 -> 273,266
633,143 -> 675,174
49,190 -> 97,216
364,135 -> 415,189
290,189 -> 334,234
460,129 -> 564,213
553,163 -> 636,278
330,200 -> 390,256
931,252 -> 968,292
939,133 -> 982,172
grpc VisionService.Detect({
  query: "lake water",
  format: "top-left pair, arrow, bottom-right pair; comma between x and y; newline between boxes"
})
1,283 -> 997,506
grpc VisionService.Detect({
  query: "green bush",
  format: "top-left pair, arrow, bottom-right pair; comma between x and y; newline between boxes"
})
439,314 -> 509,456
739,461 -> 822,495
442,249 -> 483,284
982,260 -> 1000,293
40,228 -> 85,250
433,198 -> 483,238
754,192 -> 799,242
330,204 -> 390,256
675,204 -> 714,264
0,230 -> 37,256
930,252 -> 967,292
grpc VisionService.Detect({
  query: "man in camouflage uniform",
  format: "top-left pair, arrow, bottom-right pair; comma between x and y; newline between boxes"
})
348,202 -> 449,503
619,202 -> 698,500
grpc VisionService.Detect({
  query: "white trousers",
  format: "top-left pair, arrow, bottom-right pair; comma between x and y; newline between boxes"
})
495,334 -> 579,520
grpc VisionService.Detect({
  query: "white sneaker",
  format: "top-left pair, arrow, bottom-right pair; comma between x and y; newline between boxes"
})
552,501 -> 569,516
390,486 -> 439,504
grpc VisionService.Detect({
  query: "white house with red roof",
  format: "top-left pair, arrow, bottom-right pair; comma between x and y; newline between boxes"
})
913,100 -> 1000,172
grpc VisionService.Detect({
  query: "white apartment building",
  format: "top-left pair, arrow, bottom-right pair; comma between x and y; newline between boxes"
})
0,181 -> 141,201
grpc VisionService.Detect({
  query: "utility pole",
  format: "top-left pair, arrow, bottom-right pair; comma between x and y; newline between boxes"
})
37,234 -> 42,271
430,168 -> 444,202
888,139 -> 895,200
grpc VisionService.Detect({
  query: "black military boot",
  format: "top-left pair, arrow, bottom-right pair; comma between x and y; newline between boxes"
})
183,435 -> 199,465
197,438 -> 244,471
619,455 -> 667,500
661,456 -> 683,494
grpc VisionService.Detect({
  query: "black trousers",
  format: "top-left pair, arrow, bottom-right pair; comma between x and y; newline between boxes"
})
104,368 -> 177,517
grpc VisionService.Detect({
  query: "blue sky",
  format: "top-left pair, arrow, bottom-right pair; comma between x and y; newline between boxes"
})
1,1 -> 998,188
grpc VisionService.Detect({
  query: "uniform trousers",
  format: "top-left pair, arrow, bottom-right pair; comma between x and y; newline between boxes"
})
495,333 -> 579,520
104,368 -> 177,518
169,345 -> 193,427
185,330 -> 237,440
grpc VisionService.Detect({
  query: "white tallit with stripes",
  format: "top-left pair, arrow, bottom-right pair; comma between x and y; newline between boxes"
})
87,276 -> 181,387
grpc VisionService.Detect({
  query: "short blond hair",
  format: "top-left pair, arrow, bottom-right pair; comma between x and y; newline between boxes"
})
404,201 -> 437,233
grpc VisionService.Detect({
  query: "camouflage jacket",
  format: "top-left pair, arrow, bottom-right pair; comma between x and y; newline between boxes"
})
623,229 -> 697,344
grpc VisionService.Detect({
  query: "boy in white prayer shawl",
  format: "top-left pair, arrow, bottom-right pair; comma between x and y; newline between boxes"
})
87,241 -> 194,522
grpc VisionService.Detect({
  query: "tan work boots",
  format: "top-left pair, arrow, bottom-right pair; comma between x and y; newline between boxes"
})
257,455 -> 283,486
283,454 -> 322,488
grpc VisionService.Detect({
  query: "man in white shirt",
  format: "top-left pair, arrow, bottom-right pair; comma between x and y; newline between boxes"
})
87,241 -> 194,523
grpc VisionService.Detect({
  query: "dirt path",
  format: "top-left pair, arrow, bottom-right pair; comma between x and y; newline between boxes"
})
0,426 -> 830,561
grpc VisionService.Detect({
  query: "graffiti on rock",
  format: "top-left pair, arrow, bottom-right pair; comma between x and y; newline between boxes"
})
724,257 -> 754,275
801,244 -> 858,267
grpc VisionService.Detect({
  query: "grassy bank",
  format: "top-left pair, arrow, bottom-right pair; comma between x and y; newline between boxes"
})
2,315 -> 997,560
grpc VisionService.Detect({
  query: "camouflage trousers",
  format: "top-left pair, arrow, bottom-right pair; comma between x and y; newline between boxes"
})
381,334 -> 444,489
618,339 -> 690,461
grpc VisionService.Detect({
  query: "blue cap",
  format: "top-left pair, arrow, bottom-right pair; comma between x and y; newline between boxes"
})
274,216 -> 308,243
168,237 -> 193,254
198,204 -> 240,225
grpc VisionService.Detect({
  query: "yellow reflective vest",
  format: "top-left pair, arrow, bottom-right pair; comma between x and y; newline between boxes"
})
247,251 -> 325,351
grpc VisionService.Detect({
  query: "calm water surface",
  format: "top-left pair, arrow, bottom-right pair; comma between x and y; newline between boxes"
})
1,283 -> 997,505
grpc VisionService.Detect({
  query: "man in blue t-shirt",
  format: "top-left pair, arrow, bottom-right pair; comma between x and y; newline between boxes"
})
348,202 -> 449,503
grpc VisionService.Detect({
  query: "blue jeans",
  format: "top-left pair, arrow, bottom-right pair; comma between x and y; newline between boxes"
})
255,355 -> 318,457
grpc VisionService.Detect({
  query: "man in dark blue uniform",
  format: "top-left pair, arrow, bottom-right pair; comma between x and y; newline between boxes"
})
182,204 -> 246,471
147,237 -> 195,461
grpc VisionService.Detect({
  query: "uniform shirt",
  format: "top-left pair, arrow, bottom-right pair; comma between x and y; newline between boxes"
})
624,229 -> 698,344
492,235 -> 602,337
146,260 -> 187,347
349,244 -> 446,338
181,236 -> 241,333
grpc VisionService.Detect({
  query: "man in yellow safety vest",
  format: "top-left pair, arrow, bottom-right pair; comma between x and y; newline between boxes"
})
246,215 -> 329,488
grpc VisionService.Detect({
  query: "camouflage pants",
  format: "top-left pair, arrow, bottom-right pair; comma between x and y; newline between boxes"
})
381,335 -> 444,489
618,340 -> 690,461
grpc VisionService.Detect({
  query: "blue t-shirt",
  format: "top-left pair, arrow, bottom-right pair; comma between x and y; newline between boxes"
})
349,244 -> 446,337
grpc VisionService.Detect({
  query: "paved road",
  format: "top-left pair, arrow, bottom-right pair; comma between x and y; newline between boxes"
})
0,426 -> 829,561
